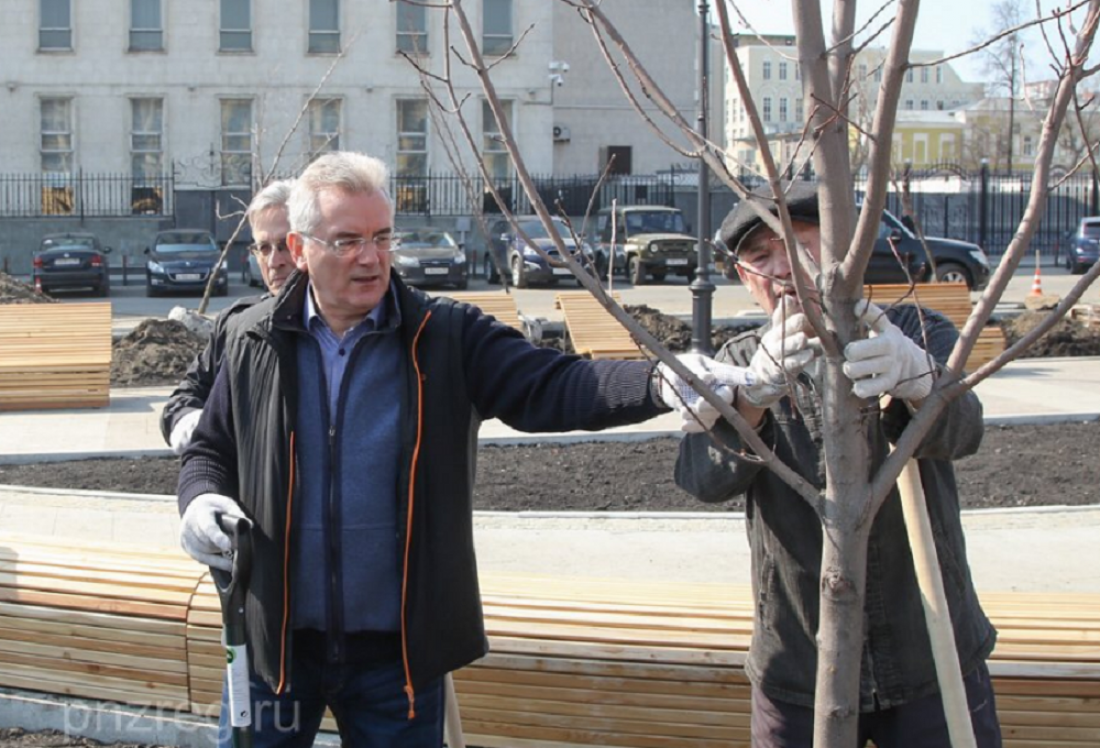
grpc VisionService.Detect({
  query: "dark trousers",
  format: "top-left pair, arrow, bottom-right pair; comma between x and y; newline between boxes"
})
751,661 -> 1003,748
217,630 -> 444,748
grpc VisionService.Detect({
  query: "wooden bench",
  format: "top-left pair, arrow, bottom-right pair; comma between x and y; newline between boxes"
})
865,283 -> 1006,370
0,302 -> 112,411
0,535 -> 1096,748
444,291 -> 525,332
555,291 -> 647,360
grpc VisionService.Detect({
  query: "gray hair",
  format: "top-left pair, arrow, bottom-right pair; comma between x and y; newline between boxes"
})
246,179 -> 294,226
288,152 -> 394,234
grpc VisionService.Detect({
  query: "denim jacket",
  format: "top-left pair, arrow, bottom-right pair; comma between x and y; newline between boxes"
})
675,305 -> 996,711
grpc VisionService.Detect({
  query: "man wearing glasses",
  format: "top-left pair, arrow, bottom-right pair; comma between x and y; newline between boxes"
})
160,180 -> 296,453
175,151 -> 732,747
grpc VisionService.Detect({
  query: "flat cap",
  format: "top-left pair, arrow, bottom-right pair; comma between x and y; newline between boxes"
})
718,181 -> 820,254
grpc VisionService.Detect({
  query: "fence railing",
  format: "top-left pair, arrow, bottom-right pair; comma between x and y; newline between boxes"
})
2,167 -> 1096,259
0,172 -> 174,218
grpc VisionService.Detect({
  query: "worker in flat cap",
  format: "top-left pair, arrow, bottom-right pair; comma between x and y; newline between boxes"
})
668,183 -> 1003,747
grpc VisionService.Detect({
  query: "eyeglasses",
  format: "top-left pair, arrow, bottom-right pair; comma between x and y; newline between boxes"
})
248,239 -> 289,258
300,233 -> 399,257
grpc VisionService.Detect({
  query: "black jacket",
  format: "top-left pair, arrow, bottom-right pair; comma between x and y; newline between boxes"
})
178,272 -> 664,707
159,295 -> 266,444
675,306 -> 996,710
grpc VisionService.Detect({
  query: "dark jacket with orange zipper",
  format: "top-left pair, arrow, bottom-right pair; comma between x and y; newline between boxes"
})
177,271 -> 665,710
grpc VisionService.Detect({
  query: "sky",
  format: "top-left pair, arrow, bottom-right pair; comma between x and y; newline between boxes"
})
724,0 -> 1096,86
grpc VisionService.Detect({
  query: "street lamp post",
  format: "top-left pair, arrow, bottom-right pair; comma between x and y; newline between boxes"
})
690,0 -> 715,354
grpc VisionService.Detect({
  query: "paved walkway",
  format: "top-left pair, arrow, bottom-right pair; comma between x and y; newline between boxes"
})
0,357 -> 1098,594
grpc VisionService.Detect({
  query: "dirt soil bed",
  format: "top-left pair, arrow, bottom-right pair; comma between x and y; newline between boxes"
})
1,421 -> 1096,511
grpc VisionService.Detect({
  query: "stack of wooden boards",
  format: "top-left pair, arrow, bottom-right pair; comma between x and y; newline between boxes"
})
866,283 -> 1006,370
0,302 -> 112,411
555,291 -> 646,360
0,534 -> 1096,747
444,291 -> 525,332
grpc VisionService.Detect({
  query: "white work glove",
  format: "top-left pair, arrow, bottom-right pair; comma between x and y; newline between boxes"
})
740,297 -> 820,409
843,300 -> 935,402
169,409 -> 203,455
655,353 -> 756,433
180,493 -> 245,572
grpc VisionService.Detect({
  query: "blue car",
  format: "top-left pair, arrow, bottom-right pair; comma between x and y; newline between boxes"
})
1065,217 -> 1100,274
483,216 -> 596,288
33,232 -> 112,297
144,229 -> 229,297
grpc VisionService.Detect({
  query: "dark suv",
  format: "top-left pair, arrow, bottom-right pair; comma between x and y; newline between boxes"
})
872,210 -> 991,290
144,229 -> 228,297
33,232 -> 112,296
483,216 -> 595,288
1064,217 -> 1100,274
594,205 -> 697,285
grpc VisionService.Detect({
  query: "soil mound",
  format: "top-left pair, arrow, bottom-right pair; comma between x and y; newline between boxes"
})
0,273 -> 56,304
111,319 -> 205,387
1000,310 -> 1100,358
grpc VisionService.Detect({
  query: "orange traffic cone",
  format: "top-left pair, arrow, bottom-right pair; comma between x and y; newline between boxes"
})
1029,265 -> 1043,297
33,275 -> 42,295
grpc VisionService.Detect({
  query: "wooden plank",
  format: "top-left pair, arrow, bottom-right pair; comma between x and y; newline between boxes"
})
446,292 -> 525,331
555,292 -> 645,360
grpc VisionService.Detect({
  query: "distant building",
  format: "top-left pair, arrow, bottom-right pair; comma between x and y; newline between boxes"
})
723,35 -> 983,175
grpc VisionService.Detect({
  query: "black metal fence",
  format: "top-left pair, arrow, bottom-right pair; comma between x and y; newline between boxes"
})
3,167 -> 1096,260
0,171 -> 174,218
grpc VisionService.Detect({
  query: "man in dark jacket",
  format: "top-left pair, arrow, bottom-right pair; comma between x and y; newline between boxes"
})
671,184 -> 1002,747
161,179 -> 296,453
175,151 -> 726,748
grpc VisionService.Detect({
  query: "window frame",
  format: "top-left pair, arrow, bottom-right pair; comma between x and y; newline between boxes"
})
130,97 -> 164,180
396,99 -> 429,177
129,0 -> 164,52
39,0 -> 72,51
308,98 -> 342,160
308,0 -> 341,55
762,96 -> 772,123
762,60 -> 772,80
482,99 -> 513,180
396,0 -> 428,55
220,0 -> 253,53
220,98 -> 254,187
482,0 -> 513,57
40,97 -> 74,174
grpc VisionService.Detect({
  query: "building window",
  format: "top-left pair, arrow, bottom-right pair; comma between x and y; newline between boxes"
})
858,63 -> 867,79
794,65 -> 800,81
40,98 -> 73,214
779,62 -> 788,80
220,99 -> 253,186
904,99 -> 914,110
763,97 -> 772,122
905,68 -> 914,83
763,61 -> 772,80
1023,135 -> 1034,157
920,67 -> 929,84
601,146 -> 632,176
396,100 -> 428,176
308,98 -> 341,158
131,98 -> 163,178
131,98 -> 164,213
397,1 -> 428,54
483,0 -> 512,56
941,134 -> 955,161
130,0 -> 163,51
220,0 -> 252,51
779,97 -> 788,122
39,0 -> 71,50
936,65 -> 944,84
920,100 -> 929,110
937,100 -> 945,110
874,66 -> 882,82
482,99 -> 512,180
309,0 -> 340,54
795,98 -> 803,122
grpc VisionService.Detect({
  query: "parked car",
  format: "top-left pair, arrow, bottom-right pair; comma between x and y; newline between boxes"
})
1064,217 -> 1100,274
873,210 -> 991,290
245,251 -> 263,288
593,205 -> 696,285
144,229 -> 228,297
484,216 -> 596,288
33,232 -> 112,297
392,229 -> 468,289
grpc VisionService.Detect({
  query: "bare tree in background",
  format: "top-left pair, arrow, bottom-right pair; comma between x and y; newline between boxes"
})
410,0 -> 1100,744
973,0 -> 1031,170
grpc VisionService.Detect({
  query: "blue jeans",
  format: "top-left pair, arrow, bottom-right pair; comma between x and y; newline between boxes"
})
751,661 -> 1002,748
217,631 -> 444,748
